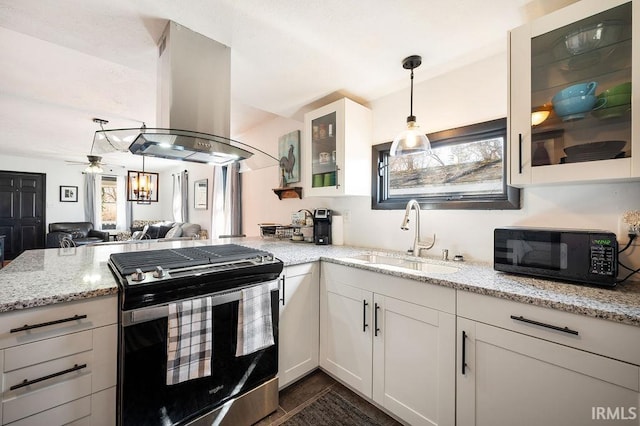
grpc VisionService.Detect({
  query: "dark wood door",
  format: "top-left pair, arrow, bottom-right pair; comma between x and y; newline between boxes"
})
0,171 -> 46,260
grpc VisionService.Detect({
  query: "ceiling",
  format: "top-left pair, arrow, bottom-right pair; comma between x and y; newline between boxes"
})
0,0 -> 576,171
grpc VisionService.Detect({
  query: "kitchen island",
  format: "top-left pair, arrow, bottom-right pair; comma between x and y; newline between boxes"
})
0,237 -> 639,326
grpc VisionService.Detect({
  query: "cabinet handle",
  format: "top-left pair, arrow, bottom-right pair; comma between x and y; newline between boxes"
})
10,314 -> 88,333
461,331 -> 468,375
10,363 -> 87,391
510,315 -> 579,336
518,133 -> 523,174
362,300 -> 368,332
335,166 -> 341,189
374,303 -> 380,336
279,276 -> 286,306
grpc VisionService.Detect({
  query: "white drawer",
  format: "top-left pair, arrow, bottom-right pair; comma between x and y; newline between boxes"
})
4,330 -> 92,373
457,291 -> 640,366
2,374 -> 91,424
65,387 -> 116,426
0,296 -> 117,350
323,263 -> 456,314
5,396 -> 91,426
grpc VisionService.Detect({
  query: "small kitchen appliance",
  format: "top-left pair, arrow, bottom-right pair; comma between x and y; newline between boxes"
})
313,209 -> 332,245
494,227 -> 618,286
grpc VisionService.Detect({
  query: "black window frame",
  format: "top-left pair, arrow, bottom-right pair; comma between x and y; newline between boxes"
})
372,118 -> 521,210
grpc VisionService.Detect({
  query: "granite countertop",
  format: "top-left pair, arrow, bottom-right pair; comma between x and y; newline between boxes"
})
1,238 -> 639,327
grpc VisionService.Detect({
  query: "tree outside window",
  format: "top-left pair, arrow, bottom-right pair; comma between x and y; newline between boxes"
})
101,176 -> 118,230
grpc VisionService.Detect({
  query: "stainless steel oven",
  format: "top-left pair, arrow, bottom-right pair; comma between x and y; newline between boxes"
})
109,244 -> 283,426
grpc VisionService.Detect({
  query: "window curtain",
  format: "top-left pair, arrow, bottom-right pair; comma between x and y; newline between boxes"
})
212,163 -> 242,237
83,173 -> 99,227
172,170 -> 189,223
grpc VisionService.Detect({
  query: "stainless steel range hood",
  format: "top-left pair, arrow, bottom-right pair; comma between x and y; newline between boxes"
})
93,22 -> 277,169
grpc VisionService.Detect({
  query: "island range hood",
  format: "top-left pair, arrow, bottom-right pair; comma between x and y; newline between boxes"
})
93,21 -> 277,169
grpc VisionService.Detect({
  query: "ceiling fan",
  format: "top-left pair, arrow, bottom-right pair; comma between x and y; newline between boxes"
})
65,118 -> 125,173
65,154 -> 124,173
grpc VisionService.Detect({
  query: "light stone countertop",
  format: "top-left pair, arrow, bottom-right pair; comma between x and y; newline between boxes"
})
1,238 -> 639,327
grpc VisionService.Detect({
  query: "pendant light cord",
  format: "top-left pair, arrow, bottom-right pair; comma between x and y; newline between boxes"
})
409,68 -> 414,119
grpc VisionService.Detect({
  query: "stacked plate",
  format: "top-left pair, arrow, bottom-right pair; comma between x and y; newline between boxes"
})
563,140 -> 626,163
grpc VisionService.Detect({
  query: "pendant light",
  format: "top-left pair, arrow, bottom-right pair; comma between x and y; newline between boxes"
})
390,55 -> 431,157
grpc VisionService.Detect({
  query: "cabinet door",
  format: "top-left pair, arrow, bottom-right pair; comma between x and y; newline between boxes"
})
278,263 -> 319,388
372,295 -> 455,426
304,98 -> 372,197
509,0 -> 638,186
320,278 -> 373,397
457,317 -> 640,426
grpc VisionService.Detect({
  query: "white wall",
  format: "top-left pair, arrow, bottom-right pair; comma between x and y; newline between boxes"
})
238,52 -> 640,268
239,116 -> 333,237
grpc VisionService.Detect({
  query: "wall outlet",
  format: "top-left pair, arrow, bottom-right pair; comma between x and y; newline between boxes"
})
343,210 -> 351,223
618,213 -> 640,245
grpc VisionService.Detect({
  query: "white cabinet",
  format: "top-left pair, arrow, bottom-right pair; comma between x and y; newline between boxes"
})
278,263 -> 320,388
0,295 -> 117,426
509,0 -> 639,185
303,98 -> 372,196
320,263 -> 456,426
457,291 -> 640,426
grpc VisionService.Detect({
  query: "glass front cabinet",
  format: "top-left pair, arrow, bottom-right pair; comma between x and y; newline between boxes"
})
303,98 -> 372,196
509,0 -> 639,185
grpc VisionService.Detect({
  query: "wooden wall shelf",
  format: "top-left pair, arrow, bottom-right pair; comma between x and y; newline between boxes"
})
273,187 -> 303,200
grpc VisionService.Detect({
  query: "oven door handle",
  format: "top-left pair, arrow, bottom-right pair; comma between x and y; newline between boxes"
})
122,282 -> 278,327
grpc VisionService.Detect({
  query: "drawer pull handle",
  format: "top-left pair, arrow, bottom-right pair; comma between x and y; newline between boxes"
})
279,276 -> 286,306
10,363 -> 87,391
510,315 -> 579,336
461,330 -> 468,375
362,300 -> 369,332
10,314 -> 88,333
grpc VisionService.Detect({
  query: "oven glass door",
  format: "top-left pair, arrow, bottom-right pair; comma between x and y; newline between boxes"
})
119,287 -> 279,426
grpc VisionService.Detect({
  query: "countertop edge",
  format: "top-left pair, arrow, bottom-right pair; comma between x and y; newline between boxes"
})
0,287 -> 118,313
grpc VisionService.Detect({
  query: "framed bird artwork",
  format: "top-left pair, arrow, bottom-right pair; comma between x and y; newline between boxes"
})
278,130 -> 300,184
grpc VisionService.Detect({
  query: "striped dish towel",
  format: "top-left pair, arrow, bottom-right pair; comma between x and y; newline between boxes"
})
235,281 -> 278,357
167,296 -> 213,385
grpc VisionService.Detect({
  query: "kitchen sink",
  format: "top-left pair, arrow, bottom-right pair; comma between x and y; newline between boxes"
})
343,253 -> 459,274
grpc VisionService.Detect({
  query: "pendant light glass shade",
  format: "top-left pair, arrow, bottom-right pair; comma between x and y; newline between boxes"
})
390,55 -> 432,157
390,118 -> 431,156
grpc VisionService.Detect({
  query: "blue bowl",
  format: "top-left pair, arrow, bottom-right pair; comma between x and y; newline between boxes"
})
553,81 -> 598,101
553,95 -> 605,121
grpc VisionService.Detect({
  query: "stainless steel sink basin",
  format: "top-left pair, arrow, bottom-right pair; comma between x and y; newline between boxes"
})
344,254 -> 459,274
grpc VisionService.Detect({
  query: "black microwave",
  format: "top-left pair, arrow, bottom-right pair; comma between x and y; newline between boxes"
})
494,227 -> 618,286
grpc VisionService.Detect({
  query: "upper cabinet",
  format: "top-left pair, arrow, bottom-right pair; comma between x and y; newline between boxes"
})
304,98 -> 372,196
509,0 -> 639,186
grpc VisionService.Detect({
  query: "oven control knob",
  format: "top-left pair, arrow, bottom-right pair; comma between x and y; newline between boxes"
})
153,266 -> 166,278
131,268 -> 146,282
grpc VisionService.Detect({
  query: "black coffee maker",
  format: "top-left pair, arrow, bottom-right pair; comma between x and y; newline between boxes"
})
313,209 -> 332,245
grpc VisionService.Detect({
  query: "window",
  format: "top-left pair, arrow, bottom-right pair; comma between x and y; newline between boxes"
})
372,118 -> 520,210
100,176 -> 118,230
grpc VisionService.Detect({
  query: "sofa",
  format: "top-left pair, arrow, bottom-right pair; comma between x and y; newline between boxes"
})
46,222 -> 110,248
116,220 -> 202,241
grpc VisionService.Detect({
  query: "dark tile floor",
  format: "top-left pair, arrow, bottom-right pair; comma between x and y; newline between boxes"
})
254,370 -> 403,426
